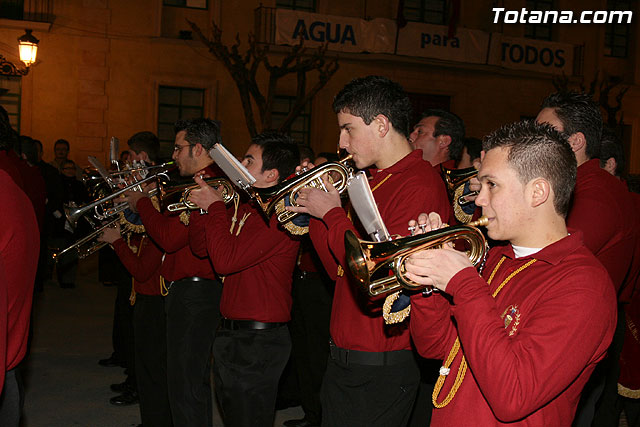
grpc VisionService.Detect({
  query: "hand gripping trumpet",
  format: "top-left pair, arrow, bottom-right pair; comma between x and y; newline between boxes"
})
248,154 -> 354,235
162,178 -> 237,212
344,216 -> 489,300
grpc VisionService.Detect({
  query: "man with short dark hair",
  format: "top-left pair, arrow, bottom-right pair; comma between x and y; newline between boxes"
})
125,118 -> 223,427
288,75 -> 451,426
538,94 -> 639,426
188,131 -> 301,427
127,131 -> 160,165
599,128 -> 625,179
406,120 -> 617,426
409,109 -> 465,167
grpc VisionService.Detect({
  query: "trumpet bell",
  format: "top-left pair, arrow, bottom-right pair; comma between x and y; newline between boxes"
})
345,217 -> 488,300
250,155 -> 353,235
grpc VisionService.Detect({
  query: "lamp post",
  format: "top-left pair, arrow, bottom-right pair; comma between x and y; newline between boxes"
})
0,29 -> 39,76
18,29 -> 39,67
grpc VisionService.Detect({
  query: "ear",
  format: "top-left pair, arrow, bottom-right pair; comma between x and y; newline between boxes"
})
530,178 -> 550,208
603,157 -> 617,176
193,143 -> 204,157
265,168 -> 280,184
373,114 -> 391,138
437,134 -> 452,149
479,150 -> 486,161
567,132 -> 586,153
139,151 -> 150,163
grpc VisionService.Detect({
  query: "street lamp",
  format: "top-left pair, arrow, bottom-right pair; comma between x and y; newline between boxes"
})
18,29 -> 39,67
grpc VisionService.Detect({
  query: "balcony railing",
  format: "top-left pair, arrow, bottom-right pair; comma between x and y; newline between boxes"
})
0,0 -> 55,23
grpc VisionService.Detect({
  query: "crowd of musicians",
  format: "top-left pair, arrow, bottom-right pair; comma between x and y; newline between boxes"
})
0,75 -> 639,427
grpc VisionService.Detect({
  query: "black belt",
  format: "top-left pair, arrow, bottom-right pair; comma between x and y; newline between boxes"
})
220,318 -> 286,331
329,339 -> 414,366
295,270 -> 322,280
174,276 -> 209,283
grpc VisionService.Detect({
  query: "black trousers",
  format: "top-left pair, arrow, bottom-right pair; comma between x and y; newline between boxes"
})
289,271 -> 333,424
165,278 -> 221,427
320,350 -> 420,427
213,325 -> 291,427
0,368 -> 23,427
134,294 -> 172,427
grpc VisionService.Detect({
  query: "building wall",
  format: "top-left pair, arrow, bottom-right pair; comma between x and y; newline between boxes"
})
0,0 -> 637,173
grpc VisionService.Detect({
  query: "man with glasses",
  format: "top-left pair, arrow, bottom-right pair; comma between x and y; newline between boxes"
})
125,118 -> 223,427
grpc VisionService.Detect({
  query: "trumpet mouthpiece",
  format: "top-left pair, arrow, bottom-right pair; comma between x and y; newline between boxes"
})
469,216 -> 488,227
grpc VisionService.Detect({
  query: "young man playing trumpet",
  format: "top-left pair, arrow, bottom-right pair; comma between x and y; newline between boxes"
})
287,75 -> 451,426
187,131 -> 300,427
405,120 -> 617,426
124,118 -> 223,427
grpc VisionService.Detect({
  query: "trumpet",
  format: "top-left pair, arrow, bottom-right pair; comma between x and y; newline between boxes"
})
52,218 -> 131,262
345,216 -> 488,300
66,162 -> 174,228
441,165 -> 479,223
162,178 -> 237,212
248,154 -> 354,234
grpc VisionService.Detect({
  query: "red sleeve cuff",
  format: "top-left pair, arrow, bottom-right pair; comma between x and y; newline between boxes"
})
137,196 -> 154,215
446,266 -> 484,302
322,206 -> 348,228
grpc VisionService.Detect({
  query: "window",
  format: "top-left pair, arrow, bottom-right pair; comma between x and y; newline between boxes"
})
163,0 -> 207,9
271,95 -> 312,146
157,86 -> 205,158
404,0 -> 448,25
0,76 -> 21,131
605,0 -> 632,58
524,0 -> 553,41
276,0 -> 315,12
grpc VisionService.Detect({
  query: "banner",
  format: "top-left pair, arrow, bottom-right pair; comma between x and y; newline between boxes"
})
396,23 -> 490,64
487,35 -> 574,74
275,9 -> 394,54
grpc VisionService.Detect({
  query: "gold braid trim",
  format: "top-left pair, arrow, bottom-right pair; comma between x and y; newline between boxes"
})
432,257 -> 537,408
618,383 -> 640,399
179,211 -> 190,226
129,236 -> 147,306
160,276 -> 169,296
453,185 -> 472,223
382,291 -> 411,324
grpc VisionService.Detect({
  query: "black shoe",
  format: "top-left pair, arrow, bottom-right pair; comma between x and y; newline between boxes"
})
110,391 -> 139,406
110,381 -> 133,393
98,356 -> 121,367
283,418 -> 319,427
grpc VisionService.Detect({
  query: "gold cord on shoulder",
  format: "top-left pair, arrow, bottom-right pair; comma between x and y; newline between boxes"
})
432,256 -> 537,408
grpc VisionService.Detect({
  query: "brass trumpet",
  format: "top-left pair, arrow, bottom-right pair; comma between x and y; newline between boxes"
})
345,217 -> 488,300
52,217 -> 131,262
248,154 -> 354,234
441,165 -> 479,223
66,162 -> 174,227
162,178 -> 237,212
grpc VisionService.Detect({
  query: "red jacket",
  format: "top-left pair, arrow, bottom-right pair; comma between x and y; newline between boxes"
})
568,159 -> 638,294
309,149 -> 451,352
410,231 -> 617,426
189,201 -> 299,323
0,170 -> 38,371
112,235 -> 163,296
136,165 -> 219,282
